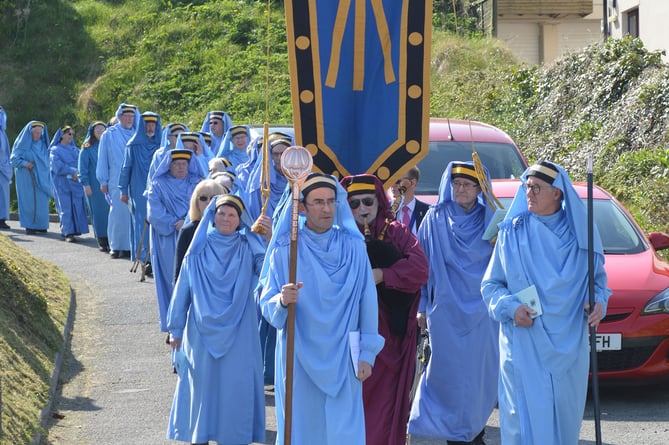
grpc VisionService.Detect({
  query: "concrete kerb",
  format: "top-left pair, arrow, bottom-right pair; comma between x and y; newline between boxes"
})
30,286 -> 77,445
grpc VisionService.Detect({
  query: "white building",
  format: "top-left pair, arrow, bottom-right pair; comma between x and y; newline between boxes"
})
480,0 -> 669,64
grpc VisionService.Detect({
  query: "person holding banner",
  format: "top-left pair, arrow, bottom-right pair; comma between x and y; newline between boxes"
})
481,160 -> 610,445
341,174 -> 428,445
259,172 -> 384,444
408,162 -> 499,445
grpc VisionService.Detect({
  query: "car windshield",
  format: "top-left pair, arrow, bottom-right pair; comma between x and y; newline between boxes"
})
416,141 -> 527,195
495,196 -> 647,255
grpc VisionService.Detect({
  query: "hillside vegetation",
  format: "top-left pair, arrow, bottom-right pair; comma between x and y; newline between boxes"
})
0,0 -> 668,233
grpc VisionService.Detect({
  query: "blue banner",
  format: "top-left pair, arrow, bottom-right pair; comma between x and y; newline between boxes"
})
285,0 -> 432,187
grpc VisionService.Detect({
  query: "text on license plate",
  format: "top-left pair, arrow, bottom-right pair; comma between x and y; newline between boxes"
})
596,333 -> 622,351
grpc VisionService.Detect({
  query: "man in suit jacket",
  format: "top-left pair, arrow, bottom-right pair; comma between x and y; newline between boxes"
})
390,166 -> 430,235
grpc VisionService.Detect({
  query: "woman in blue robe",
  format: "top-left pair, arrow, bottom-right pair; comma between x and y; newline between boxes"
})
408,161 -> 499,444
49,126 -> 89,242
78,121 -> 110,251
10,121 -> 52,233
166,194 -> 266,444
481,161 -> 611,445
260,173 -> 384,445
217,125 -> 251,169
147,149 -> 204,333
0,107 -> 11,229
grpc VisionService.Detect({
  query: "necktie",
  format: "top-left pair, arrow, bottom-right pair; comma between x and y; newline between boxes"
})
402,205 -> 411,227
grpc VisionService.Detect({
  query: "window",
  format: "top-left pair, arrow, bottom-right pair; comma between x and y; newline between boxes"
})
626,8 -> 639,38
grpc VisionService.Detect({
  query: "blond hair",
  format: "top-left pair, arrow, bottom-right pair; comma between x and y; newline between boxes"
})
188,179 -> 227,221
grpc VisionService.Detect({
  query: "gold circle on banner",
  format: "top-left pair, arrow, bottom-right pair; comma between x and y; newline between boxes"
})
332,169 -> 340,177
408,85 -> 422,99
406,140 -> 420,154
408,32 -> 423,46
296,36 -> 310,50
300,90 -> 315,103
376,166 -> 390,180
306,144 -> 318,156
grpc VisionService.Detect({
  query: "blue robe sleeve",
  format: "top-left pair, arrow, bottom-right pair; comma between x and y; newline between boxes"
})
78,149 -> 91,187
357,259 -> 385,366
118,145 -> 132,195
96,134 -> 110,186
481,239 -> 522,323
166,261 -> 192,340
147,187 -> 179,236
259,247 -> 289,329
50,147 -> 76,177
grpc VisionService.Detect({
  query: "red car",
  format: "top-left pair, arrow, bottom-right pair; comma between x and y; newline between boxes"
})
416,119 -> 669,382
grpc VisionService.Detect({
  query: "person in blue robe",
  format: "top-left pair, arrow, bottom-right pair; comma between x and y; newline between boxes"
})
216,124 -> 251,169
147,149 -> 204,333
260,172 -> 385,445
200,110 -> 233,155
408,161 -> 499,445
119,111 -> 163,262
166,194 -> 266,444
148,122 -> 188,186
96,103 -> 139,258
10,121 -> 52,233
481,161 -> 611,445
0,106 -> 11,229
246,133 -> 292,386
175,132 -> 214,177
49,126 -> 89,242
79,121 -> 111,251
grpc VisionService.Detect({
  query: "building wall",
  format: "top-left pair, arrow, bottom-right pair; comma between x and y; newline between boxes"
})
610,0 -> 669,61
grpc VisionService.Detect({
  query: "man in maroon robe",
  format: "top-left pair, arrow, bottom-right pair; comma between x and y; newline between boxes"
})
341,174 -> 429,445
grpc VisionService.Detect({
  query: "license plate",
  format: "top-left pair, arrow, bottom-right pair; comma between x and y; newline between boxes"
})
596,333 -> 622,351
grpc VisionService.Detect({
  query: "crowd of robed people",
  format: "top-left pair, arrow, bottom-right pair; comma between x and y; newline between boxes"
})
0,102 -> 611,445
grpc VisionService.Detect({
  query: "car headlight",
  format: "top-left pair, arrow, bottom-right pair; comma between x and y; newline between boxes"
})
642,288 -> 669,315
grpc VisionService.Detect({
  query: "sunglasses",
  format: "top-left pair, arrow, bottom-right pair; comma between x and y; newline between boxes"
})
348,197 -> 375,209
198,195 -> 213,202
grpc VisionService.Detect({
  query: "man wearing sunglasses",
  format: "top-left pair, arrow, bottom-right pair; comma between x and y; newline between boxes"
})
341,173 -> 428,445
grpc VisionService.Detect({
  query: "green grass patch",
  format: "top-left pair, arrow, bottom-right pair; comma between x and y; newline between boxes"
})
0,234 -> 70,444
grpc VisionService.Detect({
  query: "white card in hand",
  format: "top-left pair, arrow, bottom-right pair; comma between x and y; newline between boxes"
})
516,284 -> 542,318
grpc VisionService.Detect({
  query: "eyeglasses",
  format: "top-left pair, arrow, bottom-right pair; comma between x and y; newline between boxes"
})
348,197 -> 375,209
305,198 -> 338,209
209,121 -> 220,126
452,181 -> 479,190
524,183 -> 551,196
198,195 -> 214,202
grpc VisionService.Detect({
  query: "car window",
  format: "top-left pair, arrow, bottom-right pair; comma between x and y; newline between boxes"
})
588,199 -> 646,255
416,141 -> 527,195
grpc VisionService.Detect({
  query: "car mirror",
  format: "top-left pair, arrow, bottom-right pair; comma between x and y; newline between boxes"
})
648,232 -> 669,251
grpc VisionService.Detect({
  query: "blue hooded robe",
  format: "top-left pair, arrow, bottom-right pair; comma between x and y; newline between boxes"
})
200,111 -> 233,154
78,121 -> 110,241
96,103 -> 139,252
147,122 -> 190,187
119,112 -> 163,261
216,124 -> 252,169
0,107 -> 11,221
259,178 -> 384,445
409,162 -> 499,442
481,162 -> 611,445
10,121 -> 52,230
166,195 -> 266,444
147,150 -> 204,332
49,127 -> 89,237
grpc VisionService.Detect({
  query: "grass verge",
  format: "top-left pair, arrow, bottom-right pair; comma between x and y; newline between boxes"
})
0,233 -> 70,444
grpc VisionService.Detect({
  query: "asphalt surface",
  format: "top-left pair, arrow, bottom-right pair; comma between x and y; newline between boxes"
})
7,220 -> 669,445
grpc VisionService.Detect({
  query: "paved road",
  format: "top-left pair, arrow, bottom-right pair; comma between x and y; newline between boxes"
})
8,222 -> 669,444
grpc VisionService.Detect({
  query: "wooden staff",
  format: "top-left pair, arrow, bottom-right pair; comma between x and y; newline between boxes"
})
279,145 -> 313,445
